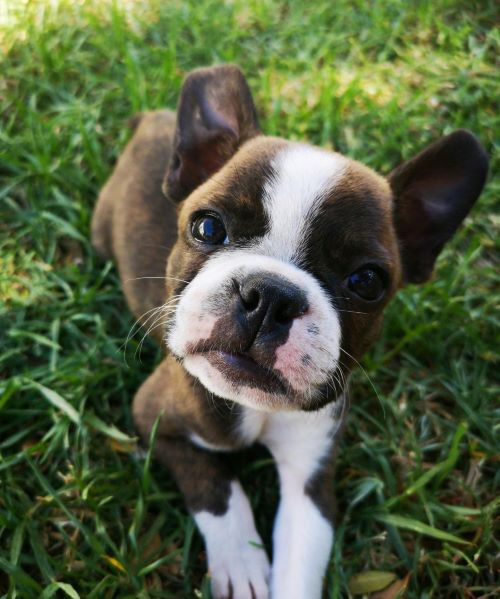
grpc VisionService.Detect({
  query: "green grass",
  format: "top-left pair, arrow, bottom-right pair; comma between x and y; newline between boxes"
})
0,0 -> 498,597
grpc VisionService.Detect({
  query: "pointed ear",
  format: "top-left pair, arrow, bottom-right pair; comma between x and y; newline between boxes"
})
163,64 -> 261,202
389,130 -> 488,284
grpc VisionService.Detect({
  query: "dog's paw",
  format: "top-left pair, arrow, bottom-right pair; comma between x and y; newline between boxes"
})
209,542 -> 270,599
194,482 -> 270,599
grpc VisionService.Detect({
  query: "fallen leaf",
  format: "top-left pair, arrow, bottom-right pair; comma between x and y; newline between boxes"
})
371,573 -> 411,599
348,570 -> 397,594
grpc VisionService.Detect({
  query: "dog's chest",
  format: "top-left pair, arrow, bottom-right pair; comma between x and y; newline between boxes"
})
192,399 -> 345,470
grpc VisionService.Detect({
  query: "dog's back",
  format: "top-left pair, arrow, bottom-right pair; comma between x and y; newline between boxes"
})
91,110 -> 177,336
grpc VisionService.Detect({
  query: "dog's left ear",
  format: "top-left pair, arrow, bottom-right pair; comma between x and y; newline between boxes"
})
164,64 -> 260,203
389,130 -> 488,284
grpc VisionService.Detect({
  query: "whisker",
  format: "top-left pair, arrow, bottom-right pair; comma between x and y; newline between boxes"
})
339,348 -> 385,417
140,243 -> 173,251
121,305 -> 166,362
124,297 -> 179,343
136,299 -> 181,359
125,275 -> 191,284
136,316 -> 171,360
122,294 -> 182,360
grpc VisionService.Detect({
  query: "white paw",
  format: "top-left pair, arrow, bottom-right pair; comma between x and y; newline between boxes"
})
194,481 -> 270,599
209,541 -> 270,599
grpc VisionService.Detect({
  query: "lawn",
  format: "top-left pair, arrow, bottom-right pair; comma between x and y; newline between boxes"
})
0,0 -> 498,597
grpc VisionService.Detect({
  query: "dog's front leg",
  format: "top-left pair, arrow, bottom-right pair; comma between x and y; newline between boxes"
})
271,458 -> 334,598
153,437 -> 270,599
262,403 -> 343,599
133,359 -> 270,599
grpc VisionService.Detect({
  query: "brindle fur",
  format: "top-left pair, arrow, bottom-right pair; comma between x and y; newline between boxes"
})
92,109 -> 178,342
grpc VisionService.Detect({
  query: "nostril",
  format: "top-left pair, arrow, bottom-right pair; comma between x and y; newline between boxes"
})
275,303 -> 294,325
241,287 -> 260,312
274,299 -> 308,325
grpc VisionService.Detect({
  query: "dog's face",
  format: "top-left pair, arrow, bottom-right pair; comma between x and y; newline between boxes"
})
162,66 -> 488,412
167,138 -> 400,411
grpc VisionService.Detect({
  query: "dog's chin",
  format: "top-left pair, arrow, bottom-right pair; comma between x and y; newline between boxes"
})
183,352 -> 314,412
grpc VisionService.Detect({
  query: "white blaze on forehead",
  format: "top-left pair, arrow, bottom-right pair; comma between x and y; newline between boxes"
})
258,144 -> 348,262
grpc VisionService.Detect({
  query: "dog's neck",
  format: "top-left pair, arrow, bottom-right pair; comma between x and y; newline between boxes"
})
144,354 -> 347,451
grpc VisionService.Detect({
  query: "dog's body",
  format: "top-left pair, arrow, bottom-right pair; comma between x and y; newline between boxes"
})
92,65 -> 488,599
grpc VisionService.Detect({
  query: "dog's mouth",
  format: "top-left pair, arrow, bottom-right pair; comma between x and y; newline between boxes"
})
191,349 -> 289,394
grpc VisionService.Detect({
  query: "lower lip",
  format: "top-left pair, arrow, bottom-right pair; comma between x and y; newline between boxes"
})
202,351 -> 287,393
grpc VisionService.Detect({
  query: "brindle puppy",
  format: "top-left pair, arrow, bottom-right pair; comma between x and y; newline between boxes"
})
92,65 -> 488,599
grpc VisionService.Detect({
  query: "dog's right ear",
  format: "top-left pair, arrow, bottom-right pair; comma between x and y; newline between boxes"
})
163,65 -> 260,203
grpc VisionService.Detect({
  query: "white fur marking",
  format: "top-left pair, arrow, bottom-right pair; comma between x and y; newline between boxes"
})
189,432 -> 228,452
169,310 -> 217,357
260,403 -> 344,599
258,144 -> 348,262
261,403 -> 339,487
272,493 -> 333,598
195,481 -> 270,599
238,407 -> 267,445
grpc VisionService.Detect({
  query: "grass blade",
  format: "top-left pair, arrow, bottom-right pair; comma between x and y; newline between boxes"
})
30,381 -> 80,425
376,514 -> 470,545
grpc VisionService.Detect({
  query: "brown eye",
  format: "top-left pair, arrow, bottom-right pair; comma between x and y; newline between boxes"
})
191,213 -> 228,245
347,267 -> 386,301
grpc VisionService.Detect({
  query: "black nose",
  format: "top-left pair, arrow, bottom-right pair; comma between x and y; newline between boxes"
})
237,274 -> 309,342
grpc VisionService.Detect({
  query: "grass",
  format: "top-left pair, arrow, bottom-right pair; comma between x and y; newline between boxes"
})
0,0 -> 498,597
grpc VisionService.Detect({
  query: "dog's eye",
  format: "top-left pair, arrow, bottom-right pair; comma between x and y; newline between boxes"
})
191,213 -> 228,245
347,267 -> 386,301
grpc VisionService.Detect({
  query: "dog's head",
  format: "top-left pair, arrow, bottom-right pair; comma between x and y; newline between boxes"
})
163,65 -> 488,412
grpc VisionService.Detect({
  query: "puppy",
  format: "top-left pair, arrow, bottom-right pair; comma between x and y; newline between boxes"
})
91,65 -> 488,599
